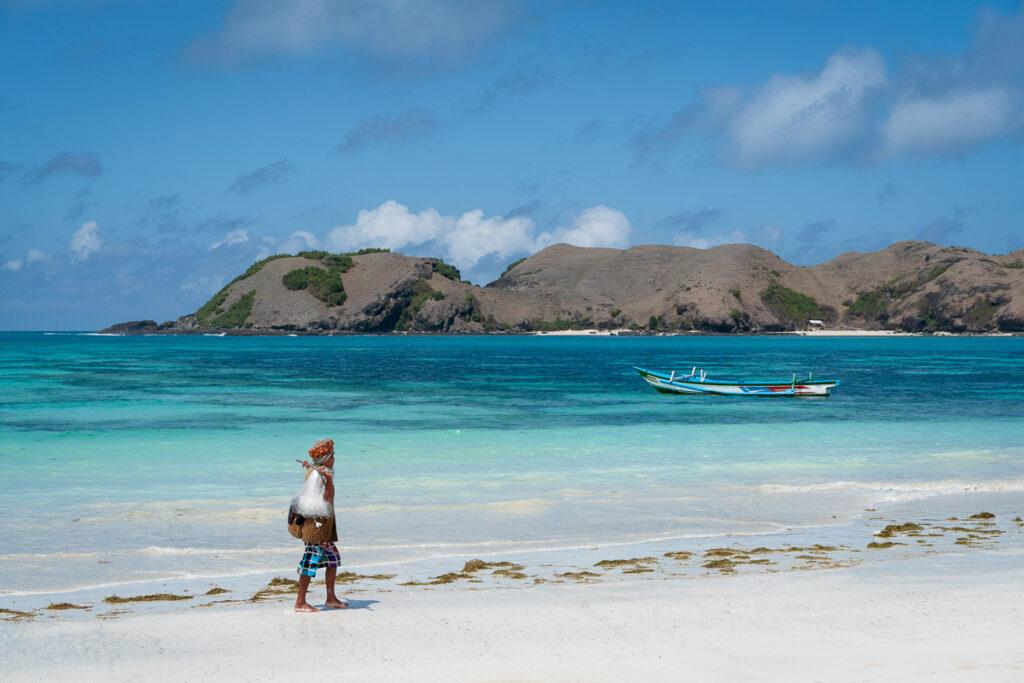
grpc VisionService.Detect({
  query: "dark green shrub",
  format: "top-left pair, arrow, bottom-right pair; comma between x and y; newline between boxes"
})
297,251 -> 353,272
206,290 -> 255,328
759,281 -> 826,326
648,315 -> 660,330
434,260 -> 461,280
196,288 -> 230,325
966,297 -> 1001,327
610,308 -> 621,318
282,266 -> 347,306
395,279 -> 444,330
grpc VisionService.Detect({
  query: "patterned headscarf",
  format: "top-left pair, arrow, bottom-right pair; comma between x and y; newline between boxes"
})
308,438 -> 334,466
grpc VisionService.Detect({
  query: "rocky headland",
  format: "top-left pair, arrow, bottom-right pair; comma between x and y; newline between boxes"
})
102,241 -> 1024,335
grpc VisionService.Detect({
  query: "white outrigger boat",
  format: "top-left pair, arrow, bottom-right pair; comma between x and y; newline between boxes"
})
633,366 -> 839,397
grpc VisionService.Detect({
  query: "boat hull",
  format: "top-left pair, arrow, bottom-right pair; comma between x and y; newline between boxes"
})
633,367 -> 838,397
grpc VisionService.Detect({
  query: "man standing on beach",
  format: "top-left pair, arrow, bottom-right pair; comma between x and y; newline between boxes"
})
293,438 -> 348,612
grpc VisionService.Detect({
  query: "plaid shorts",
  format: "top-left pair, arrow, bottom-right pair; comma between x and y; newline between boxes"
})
297,543 -> 340,577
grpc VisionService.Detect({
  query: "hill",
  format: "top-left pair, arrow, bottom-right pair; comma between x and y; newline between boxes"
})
101,241 -> 1024,335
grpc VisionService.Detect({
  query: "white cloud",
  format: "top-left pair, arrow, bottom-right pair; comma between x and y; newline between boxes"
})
325,200 -> 536,272
26,248 -> 46,263
534,206 -> 632,250
3,260 -> 22,271
725,47 -> 887,168
281,230 -> 320,254
445,210 -> 534,267
879,89 -> 1015,158
70,221 -> 102,262
209,229 -> 250,250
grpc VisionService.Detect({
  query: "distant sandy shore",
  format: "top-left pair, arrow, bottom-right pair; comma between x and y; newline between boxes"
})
534,328 -> 1018,337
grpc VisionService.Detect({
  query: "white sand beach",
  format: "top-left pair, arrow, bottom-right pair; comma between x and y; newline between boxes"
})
4,494 -> 1023,682
3,552 -> 1022,682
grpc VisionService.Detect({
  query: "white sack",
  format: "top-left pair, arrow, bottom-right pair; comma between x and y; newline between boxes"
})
292,469 -> 333,519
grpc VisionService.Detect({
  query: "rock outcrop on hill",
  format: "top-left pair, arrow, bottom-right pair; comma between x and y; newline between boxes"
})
101,241 -> 1024,335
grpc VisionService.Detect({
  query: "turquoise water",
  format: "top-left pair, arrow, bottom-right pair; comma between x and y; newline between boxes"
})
1,332 -> 1023,594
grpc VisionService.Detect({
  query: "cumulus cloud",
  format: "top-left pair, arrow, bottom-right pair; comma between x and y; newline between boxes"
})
324,200 -> 630,276
188,0 -> 526,67
209,229 -> 250,250
635,5 -> 1024,168
325,200 -> 533,270
70,221 -> 102,262
228,159 -> 294,195
26,152 -> 103,185
336,110 -> 438,153
2,248 -> 48,273
534,206 -> 632,250
445,210 -> 535,266
723,47 -> 887,168
879,89 -> 1015,158
281,230 -> 320,253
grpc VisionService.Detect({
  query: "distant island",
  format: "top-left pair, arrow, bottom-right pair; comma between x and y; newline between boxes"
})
102,241 -> 1024,335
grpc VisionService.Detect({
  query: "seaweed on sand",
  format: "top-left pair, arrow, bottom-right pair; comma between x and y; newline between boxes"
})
251,577 -> 300,601
402,572 -> 473,586
0,608 -> 35,620
663,551 -> 694,560
594,557 -> 658,569
336,572 -> 396,583
492,570 -> 528,579
204,587 -> 229,596
877,523 -> 923,538
968,512 -> 995,520
44,602 -> 90,610
104,593 -> 192,604
866,541 -> 903,549
702,559 -> 736,572
460,559 -> 520,573
555,571 -> 600,580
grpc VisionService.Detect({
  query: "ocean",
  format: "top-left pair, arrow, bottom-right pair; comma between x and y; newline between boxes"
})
1,332 -> 1023,598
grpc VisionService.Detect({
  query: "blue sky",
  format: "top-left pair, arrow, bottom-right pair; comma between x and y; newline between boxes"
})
2,0 -> 1023,330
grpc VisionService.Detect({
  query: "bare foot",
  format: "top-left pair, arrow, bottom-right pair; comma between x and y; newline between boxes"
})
324,599 -> 349,609
294,602 -> 320,613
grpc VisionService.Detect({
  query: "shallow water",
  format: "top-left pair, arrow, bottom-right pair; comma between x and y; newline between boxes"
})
1,332 -> 1022,595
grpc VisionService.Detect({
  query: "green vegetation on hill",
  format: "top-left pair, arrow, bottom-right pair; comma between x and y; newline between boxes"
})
759,281 -> 826,327
297,251 -> 354,272
966,297 -> 1001,327
282,266 -> 347,306
195,254 -> 291,326
195,289 -> 230,326
395,279 -> 445,330
434,259 -> 461,281
198,290 -> 256,328
848,265 -> 954,323
228,254 -> 291,286
500,257 -> 527,278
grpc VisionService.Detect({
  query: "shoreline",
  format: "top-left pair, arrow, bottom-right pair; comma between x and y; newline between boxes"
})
4,491 -> 1023,681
